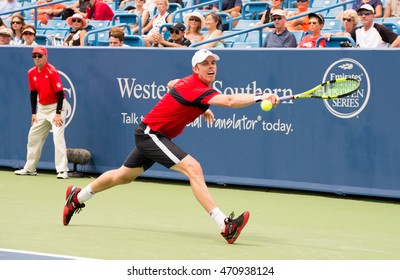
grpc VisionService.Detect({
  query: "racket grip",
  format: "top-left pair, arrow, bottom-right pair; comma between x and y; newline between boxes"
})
279,95 -> 293,101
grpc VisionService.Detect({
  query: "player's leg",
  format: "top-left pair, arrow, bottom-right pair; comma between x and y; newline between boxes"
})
171,155 -> 250,244
63,145 -> 151,226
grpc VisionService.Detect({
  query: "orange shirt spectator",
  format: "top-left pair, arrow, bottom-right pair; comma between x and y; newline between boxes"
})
32,0 -> 66,25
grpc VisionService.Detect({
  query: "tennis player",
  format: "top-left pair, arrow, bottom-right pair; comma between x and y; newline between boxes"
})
63,49 -> 280,244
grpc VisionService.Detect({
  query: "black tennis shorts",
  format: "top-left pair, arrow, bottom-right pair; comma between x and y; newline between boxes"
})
123,122 -> 188,170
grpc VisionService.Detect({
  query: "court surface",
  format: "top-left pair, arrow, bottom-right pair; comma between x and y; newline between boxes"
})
1,168 -> 399,260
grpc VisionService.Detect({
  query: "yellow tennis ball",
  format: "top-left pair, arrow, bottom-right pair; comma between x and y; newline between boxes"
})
260,100 -> 273,111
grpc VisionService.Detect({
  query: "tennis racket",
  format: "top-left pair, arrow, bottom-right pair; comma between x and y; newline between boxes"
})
280,78 -> 360,102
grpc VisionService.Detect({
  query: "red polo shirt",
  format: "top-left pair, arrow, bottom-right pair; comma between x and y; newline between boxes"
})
28,62 -> 65,105
86,0 -> 114,20
143,74 -> 219,139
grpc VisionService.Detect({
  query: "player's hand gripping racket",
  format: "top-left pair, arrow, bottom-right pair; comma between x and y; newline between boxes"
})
280,78 -> 360,102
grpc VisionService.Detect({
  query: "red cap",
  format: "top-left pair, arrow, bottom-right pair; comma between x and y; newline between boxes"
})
32,46 -> 48,56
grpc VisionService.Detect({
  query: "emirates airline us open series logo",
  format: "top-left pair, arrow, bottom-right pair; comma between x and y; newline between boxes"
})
323,58 -> 370,119
58,71 -> 76,128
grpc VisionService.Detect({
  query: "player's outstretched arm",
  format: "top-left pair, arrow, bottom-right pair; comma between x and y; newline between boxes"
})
208,93 -> 279,108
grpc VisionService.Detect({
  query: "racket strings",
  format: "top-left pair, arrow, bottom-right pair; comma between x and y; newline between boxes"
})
316,79 -> 360,99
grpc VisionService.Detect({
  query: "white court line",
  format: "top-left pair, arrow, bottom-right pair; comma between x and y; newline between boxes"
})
0,248 -> 97,260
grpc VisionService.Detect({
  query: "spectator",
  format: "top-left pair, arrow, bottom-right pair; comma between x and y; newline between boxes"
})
255,0 -> 285,30
324,9 -> 358,41
15,46 -> 69,179
22,25 -> 39,46
352,0 -> 383,18
10,14 -> 25,45
0,0 -> 22,21
201,12 -> 224,48
32,0 -> 66,25
67,0 -> 87,18
127,0 -> 150,35
109,27 -> 128,47
384,0 -> 400,17
262,9 -> 297,47
348,4 -> 400,47
142,0 -> 172,47
85,0 -> 114,20
153,22 -> 191,47
0,18 -> 6,28
64,13 -> 88,46
286,0 -> 310,32
297,13 -> 326,48
213,0 -> 242,28
168,0 -> 183,7
0,28 -> 12,45
183,11 -> 205,44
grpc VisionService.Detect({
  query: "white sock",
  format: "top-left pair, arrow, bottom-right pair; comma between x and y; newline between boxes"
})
209,207 -> 227,232
77,184 -> 94,204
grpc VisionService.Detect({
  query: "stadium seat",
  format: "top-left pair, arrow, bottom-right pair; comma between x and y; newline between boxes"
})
112,13 -> 142,35
322,18 -> 342,30
44,19 -> 67,29
241,2 -> 271,20
223,30 -> 247,45
325,6 -> 343,19
87,20 -> 110,29
233,19 -> 259,30
382,22 -> 399,35
311,0 -> 337,8
245,30 -> 269,44
232,41 -> 259,48
316,36 -> 355,47
383,18 -> 400,34
35,34 -> 52,46
124,35 -> 145,46
45,29 -> 68,38
291,30 -> 305,44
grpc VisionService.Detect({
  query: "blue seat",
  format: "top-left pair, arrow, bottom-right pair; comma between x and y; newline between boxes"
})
316,36 -> 355,47
245,30 -> 268,45
323,19 -> 342,30
311,0 -> 337,8
35,34 -> 52,46
124,35 -> 145,46
383,18 -> 400,34
112,13 -> 142,35
242,2 -> 271,20
233,19 -> 259,30
223,30 -> 247,45
87,20 -> 110,29
291,30 -> 305,44
232,41 -> 259,48
45,29 -> 68,38
382,22 -> 400,35
44,19 -> 67,29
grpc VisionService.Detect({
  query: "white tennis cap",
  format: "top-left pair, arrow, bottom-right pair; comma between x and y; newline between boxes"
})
357,4 -> 374,13
192,49 -> 220,67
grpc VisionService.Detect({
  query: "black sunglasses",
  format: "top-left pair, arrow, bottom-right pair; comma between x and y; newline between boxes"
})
342,18 -> 352,22
189,17 -> 200,22
271,16 -> 283,21
358,11 -> 372,16
32,54 -> 43,59
72,19 -> 82,23
169,30 -> 181,35
12,21 -> 22,24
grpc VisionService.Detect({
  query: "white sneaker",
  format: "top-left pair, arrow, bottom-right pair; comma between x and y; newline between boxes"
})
57,172 -> 69,179
15,169 -> 37,176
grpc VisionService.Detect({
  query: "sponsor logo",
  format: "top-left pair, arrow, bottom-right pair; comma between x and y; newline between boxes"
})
58,71 -> 76,128
323,58 -> 370,119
